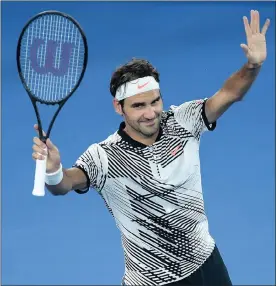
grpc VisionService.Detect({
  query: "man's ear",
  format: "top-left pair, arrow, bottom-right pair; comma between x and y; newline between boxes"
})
113,99 -> 123,116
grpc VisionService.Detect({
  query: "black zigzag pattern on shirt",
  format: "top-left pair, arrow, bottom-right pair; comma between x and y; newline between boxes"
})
104,144 -> 153,179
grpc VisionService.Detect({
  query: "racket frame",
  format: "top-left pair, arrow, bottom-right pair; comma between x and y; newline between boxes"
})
16,10 -> 88,142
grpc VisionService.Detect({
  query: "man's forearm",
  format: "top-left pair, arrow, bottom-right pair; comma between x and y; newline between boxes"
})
221,62 -> 262,102
45,167 -> 88,196
205,62 -> 262,123
46,168 -> 73,195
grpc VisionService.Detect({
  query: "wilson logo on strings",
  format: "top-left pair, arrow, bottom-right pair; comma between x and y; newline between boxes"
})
29,38 -> 75,76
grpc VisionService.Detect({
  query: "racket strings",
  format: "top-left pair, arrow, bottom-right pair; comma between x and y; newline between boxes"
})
20,14 -> 85,103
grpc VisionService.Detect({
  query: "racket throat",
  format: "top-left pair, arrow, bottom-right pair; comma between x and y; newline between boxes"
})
35,101 -> 64,143
40,135 -> 48,143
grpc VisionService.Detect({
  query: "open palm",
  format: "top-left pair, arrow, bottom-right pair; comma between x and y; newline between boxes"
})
241,10 -> 270,65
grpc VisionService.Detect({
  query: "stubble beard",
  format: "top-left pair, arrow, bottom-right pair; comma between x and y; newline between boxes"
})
126,115 -> 161,138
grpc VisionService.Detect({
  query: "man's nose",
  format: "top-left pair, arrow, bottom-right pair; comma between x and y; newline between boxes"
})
143,106 -> 156,120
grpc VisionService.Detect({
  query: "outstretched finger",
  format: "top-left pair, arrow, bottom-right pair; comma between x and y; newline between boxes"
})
33,144 -> 48,156
34,124 -> 47,138
261,18 -> 270,35
32,152 -> 46,161
255,10 -> 260,33
250,10 -> 255,31
243,16 -> 252,38
33,136 -> 47,149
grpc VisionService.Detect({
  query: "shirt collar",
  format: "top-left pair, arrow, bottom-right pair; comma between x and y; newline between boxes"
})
117,121 -> 163,148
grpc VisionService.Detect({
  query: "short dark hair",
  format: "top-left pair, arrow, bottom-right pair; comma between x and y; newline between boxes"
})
110,58 -> 160,98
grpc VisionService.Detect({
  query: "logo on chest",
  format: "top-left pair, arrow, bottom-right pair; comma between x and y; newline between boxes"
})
170,145 -> 181,156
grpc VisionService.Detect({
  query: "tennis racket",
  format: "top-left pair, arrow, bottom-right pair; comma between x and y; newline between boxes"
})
17,10 -> 88,196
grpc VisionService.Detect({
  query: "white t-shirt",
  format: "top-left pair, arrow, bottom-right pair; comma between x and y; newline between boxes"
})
74,98 -> 216,286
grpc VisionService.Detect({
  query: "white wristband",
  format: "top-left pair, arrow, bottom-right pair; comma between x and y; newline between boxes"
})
45,164 -> 63,185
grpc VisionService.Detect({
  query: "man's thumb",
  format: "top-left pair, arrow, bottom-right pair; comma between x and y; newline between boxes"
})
46,138 -> 55,150
240,43 -> 249,55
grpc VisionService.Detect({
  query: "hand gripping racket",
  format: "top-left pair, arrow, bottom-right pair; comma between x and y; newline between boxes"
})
17,11 -> 88,196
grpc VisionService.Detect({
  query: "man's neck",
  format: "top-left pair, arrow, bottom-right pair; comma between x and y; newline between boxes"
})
124,126 -> 159,146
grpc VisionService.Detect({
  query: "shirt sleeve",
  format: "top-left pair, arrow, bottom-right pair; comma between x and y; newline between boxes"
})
72,143 -> 108,194
170,98 -> 216,139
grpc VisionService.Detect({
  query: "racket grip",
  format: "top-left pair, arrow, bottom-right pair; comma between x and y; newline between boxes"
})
32,156 -> 47,196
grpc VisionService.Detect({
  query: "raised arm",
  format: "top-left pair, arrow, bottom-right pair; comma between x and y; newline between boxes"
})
205,10 -> 270,123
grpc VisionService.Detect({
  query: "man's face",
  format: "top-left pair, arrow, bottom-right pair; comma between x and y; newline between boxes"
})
115,89 -> 163,138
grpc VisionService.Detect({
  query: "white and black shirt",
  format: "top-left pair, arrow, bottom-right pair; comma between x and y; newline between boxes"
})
74,98 -> 216,286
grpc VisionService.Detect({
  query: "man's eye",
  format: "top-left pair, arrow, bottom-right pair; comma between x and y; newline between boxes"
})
152,98 -> 160,105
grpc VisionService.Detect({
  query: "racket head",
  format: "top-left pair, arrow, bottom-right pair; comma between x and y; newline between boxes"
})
16,10 -> 88,105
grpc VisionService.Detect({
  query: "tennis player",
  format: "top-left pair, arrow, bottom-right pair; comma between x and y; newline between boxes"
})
32,10 -> 270,286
